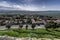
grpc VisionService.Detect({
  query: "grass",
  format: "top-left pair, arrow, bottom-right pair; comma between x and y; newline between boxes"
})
0,28 -> 60,39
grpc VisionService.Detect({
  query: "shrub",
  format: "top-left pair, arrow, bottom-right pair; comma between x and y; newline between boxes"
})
6,30 -> 19,37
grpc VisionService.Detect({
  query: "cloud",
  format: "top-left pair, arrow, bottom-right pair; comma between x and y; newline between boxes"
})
0,1 -> 60,11
0,1 -> 45,11
21,0 -> 33,3
0,1 -> 11,7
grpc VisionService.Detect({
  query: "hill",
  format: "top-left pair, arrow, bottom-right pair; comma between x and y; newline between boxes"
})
0,10 -> 60,16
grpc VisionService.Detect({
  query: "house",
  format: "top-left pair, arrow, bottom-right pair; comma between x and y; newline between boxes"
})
36,19 -> 46,26
54,19 -> 60,23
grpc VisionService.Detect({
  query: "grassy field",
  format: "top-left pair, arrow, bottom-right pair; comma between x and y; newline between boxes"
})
0,28 -> 60,39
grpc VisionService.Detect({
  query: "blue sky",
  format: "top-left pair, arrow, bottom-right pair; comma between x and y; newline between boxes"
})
0,0 -> 60,11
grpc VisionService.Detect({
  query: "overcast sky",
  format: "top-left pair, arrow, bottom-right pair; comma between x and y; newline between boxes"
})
0,0 -> 60,11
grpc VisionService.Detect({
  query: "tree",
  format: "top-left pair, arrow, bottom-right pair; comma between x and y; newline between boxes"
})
26,24 -> 28,30
31,23 -> 36,30
27,19 -> 32,24
6,22 -> 12,30
19,23 -> 23,29
57,23 -> 60,28
45,21 -> 57,31
16,19 -> 20,25
0,20 -> 5,26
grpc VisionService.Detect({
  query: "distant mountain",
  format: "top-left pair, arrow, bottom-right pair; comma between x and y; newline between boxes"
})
0,10 -> 60,16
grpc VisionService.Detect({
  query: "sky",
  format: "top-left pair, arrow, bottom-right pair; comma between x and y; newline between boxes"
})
0,0 -> 60,11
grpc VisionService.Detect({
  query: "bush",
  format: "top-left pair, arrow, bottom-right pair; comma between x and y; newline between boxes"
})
6,30 -> 19,37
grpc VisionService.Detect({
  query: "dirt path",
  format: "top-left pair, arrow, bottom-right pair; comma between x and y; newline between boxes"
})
0,25 -> 45,30
0,36 -> 60,40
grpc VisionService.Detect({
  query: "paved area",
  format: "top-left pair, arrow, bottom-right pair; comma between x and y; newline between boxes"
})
0,36 -> 60,40
0,25 -> 45,30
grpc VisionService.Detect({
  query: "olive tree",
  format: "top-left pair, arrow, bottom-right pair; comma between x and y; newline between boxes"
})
45,21 -> 57,31
6,22 -> 12,30
31,23 -> 36,30
19,23 -> 23,29
26,24 -> 28,30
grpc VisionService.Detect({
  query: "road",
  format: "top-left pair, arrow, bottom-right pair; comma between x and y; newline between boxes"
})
0,25 -> 45,30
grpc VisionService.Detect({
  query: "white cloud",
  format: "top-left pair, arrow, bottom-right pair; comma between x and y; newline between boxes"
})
0,1 -> 60,11
0,1 -> 12,7
0,1 -> 43,11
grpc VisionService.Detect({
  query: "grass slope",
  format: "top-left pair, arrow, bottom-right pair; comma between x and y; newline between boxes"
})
0,29 -> 60,39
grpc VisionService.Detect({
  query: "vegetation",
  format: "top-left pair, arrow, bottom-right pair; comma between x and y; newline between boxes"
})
45,21 -> 60,31
0,29 -> 60,39
6,22 -> 12,30
31,23 -> 36,30
19,24 -> 23,29
0,14 -> 60,40
25,24 -> 28,30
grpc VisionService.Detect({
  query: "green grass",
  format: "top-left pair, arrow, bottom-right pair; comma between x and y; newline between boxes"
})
0,29 -> 60,39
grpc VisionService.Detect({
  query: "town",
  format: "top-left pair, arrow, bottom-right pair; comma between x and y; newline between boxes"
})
0,0 -> 60,40
0,14 -> 60,29
0,14 -> 60,40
